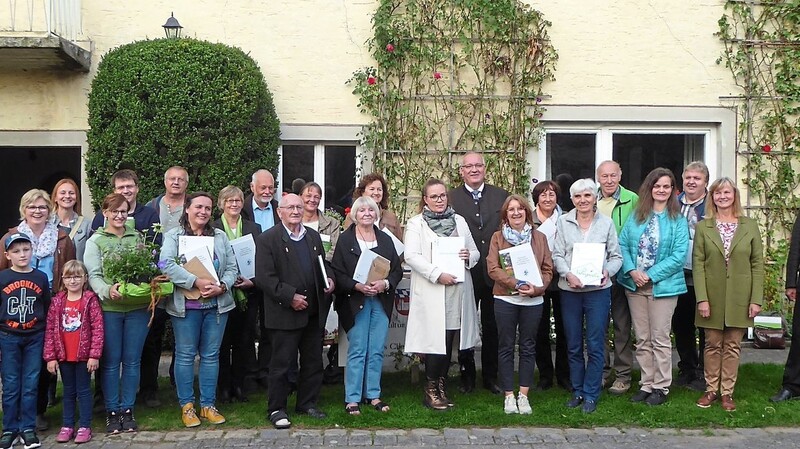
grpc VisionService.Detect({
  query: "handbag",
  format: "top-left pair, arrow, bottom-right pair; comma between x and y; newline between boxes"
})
753,327 -> 786,349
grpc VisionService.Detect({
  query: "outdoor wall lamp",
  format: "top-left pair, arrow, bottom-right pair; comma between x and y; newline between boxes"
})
162,12 -> 183,39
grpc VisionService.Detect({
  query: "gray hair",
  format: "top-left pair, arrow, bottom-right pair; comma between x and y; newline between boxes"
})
251,169 -> 273,183
570,178 -> 599,198
349,196 -> 381,223
684,161 -> 709,182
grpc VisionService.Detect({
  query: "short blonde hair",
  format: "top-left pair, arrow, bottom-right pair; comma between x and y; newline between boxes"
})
19,189 -> 51,220
569,179 -> 598,198
349,196 -> 381,223
705,177 -> 744,219
217,185 -> 244,210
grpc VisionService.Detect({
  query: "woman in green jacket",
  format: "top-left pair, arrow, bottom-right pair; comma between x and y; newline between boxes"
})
84,193 -> 149,433
693,178 -> 763,412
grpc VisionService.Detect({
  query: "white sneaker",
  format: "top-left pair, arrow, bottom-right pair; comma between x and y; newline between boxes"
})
504,394 -> 519,414
517,394 -> 532,414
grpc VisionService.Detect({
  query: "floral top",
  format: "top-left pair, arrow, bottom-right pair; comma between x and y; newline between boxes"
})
636,212 -> 661,272
716,221 -> 738,266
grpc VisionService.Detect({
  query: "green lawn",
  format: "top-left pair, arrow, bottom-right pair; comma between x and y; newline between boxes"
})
36,363 -> 800,431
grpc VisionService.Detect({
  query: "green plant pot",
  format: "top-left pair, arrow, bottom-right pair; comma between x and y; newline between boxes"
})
119,281 -> 174,306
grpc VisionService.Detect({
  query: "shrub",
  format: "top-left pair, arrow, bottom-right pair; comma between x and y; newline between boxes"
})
86,38 -> 280,208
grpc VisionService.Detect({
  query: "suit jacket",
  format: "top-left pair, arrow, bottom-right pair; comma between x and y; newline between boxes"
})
692,216 -> 764,330
448,183 -> 509,287
786,212 -> 800,289
241,194 -> 279,230
331,225 -> 404,333
254,223 -> 333,330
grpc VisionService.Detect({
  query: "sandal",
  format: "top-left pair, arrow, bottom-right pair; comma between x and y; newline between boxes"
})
368,399 -> 390,412
345,403 -> 361,416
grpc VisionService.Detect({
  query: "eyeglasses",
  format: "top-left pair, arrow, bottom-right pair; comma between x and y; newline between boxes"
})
225,198 -> 243,204
280,205 -> 303,211
109,210 -> 129,216
25,206 -> 49,212
461,163 -> 485,170
63,275 -> 85,282
426,194 -> 448,202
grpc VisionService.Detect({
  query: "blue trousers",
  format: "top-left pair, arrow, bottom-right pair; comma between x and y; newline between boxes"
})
101,309 -> 150,412
561,288 -> 611,402
59,361 -> 93,428
0,331 -> 44,432
171,309 -> 229,407
344,297 -> 389,403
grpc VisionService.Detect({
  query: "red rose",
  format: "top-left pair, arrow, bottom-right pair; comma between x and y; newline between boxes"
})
434,72 -> 442,80
386,43 -> 395,53
344,207 -> 351,215
367,76 -> 377,85
762,144 -> 772,153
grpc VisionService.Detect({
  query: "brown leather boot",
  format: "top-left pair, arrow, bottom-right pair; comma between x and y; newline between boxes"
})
423,379 -> 448,410
438,377 -> 454,407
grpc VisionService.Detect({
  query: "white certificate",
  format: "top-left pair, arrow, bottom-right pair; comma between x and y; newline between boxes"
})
317,255 -> 330,289
382,227 -> 405,256
353,249 -> 380,284
183,245 -> 220,284
229,234 -> 256,280
536,217 -> 557,252
499,244 -> 543,287
570,242 -> 605,286
431,236 -> 465,282
179,236 -> 215,261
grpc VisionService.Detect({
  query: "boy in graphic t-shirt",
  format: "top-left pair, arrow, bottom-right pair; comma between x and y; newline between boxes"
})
0,233 -> 51,449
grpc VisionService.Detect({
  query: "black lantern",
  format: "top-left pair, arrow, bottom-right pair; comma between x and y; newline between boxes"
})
162,12 -> 183,39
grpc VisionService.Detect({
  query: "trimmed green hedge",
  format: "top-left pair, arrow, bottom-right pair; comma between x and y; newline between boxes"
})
87,38 -> 280,208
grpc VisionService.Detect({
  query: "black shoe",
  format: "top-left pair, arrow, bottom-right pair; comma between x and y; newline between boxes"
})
105,411 -> 122,434
581,399 -> 597,414
0,432 -> 17,449
673,371 -> 692,386
217,388 -> 232,404
483,382 -> 503,395
557,378 -> 573,392
269,410 -> 291,429
537,379 -> 553,391
231,386 -> 249,403
630,389 -> 650,403
20,429 -> 40,449
295,407 -> 327,419
120,409 -> 137,432
687,378 -> 707,392
771,388 -> 800,403
645,389 -> 667,406
140,390 -> 162,408
34,414 -> 47,432
566,395 -> 583,408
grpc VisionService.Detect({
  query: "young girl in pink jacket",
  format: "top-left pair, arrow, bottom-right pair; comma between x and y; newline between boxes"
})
43,260 -> 104,444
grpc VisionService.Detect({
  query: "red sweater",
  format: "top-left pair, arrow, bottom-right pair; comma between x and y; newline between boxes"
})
43,290 -> 104,362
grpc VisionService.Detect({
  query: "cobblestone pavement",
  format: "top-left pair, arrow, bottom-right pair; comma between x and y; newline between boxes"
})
33,426 -> 800,449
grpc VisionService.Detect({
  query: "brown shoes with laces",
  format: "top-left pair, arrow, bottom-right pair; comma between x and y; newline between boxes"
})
696,391 -> 718,408
720,394 -> 736,411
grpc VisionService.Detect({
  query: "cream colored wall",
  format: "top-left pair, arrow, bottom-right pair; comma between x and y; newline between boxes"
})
0,1 -> 735,131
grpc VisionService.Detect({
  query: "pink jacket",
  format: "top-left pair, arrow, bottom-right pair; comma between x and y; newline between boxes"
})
43,290 -> 104,362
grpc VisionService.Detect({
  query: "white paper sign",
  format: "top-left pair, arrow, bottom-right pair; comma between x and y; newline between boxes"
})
382,227 -> 405,256
570,242 -> 605,286
431,236 -> 465,282
183,245 -> 220,283
499,244 -> 544,287
229,234 -> 256,280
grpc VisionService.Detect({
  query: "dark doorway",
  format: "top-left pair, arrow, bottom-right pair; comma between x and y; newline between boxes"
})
0,147 -> 82,230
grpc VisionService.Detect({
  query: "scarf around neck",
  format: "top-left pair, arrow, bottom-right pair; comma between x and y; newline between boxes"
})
422,206 -> 457,237
17,220 -> 58,259
502,223 -> 533,246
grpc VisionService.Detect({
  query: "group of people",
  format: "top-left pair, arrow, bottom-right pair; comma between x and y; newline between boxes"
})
0,153 -> 799,445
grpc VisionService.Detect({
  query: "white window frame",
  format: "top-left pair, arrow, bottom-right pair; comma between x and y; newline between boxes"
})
534,105 -> 736,184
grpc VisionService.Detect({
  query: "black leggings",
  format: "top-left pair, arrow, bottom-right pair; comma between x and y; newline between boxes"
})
425,330 -> 457,379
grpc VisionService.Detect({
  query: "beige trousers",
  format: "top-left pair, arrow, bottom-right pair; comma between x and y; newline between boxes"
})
626,285 -> 677,392
703,327 -> 746,396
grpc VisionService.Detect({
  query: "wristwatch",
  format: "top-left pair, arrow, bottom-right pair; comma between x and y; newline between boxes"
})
220,282 -> 228,293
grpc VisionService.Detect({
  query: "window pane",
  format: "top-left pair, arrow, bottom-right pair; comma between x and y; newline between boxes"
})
547,133 -> 597,182
324,145 -> 356,212
613,134 -> 704,193
281,144 -> 314,195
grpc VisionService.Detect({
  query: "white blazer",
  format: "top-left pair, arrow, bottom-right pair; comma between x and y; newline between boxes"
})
403,213 -> 481,355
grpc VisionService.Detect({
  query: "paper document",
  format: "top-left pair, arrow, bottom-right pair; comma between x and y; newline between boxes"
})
183,246 -> 219,283
382,228 -> 405,256
353,250 -> 391,284
570,242 -> 605,286
536,218 -> 557,252
180,256 -> 217,299
320,234 -> 332,254
498,244 -> 543,287
431,236 -> 465,282
179,236 -> 215,260
229,234 -> 256,280
317,255 -> 330,289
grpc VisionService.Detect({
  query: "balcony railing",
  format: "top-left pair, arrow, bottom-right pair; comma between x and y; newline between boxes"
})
1,0 -> 82,41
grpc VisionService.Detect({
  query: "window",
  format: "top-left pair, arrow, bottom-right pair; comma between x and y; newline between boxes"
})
279,143 -> 357,213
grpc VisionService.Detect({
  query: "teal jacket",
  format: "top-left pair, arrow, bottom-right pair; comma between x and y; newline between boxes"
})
84,226 -> 149,312
617,210 -> 689,298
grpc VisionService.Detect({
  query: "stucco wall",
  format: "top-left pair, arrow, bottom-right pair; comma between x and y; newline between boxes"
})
0,0 -> 736,131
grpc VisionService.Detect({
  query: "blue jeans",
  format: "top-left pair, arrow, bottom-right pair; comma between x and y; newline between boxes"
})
561,288 -> 611,402
494,300 -> 542,392
59,361 -> 92,428
171,309 -> 229,407
0,331 -> 44,432
101,309 -> 150,412
344,297 -> 389,403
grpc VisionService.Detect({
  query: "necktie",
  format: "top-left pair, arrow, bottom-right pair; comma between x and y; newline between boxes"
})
471,190 -> 481,201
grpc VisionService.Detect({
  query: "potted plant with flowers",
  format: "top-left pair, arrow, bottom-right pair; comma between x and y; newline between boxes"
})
102,223 -> 173,324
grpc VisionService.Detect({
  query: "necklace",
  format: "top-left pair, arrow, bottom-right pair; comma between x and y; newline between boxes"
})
356,225 -> 376,243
